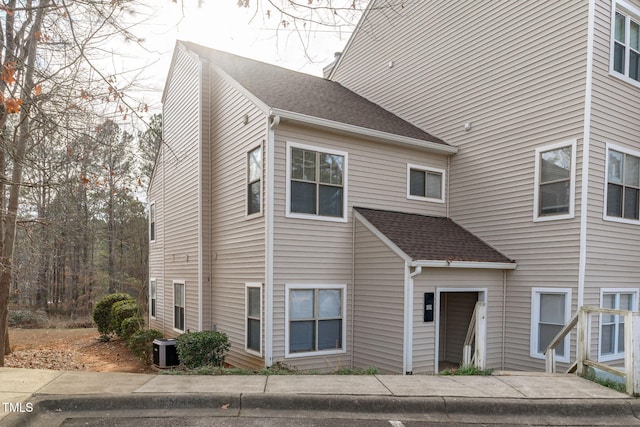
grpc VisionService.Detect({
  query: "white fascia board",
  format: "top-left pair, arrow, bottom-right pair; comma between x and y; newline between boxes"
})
271,109 -> 458,155
411,260 -> 517,270
353,210 -> 411,262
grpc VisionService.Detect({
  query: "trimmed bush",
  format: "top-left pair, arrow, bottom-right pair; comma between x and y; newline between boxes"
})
111,299 -> 139,338
93,293 -> 134,335
175,331 -> 230,369
120,316 -> 145,342
128,329 -> 163,364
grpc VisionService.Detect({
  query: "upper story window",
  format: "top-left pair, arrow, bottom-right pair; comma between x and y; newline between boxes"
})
149,203 -> 156,241
407,164 -> 445,203
533,140 -> 576,222
611,3 -> 640,86
247,145 -> 262,216
605,144 -> 640,224
286,141 -> 348,222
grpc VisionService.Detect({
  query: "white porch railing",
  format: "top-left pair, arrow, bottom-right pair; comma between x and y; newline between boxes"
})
545,307 -> 640,396
463,301 -> 487,370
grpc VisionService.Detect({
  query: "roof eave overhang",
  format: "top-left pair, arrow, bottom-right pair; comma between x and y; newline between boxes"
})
410,260 -> 517,270
270,108 -> 458,155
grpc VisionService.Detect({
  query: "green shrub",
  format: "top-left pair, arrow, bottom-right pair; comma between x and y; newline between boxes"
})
8,309 -> 47,328
111,299 -> 139,337
93,293 -> 134,335
120,316 -> 145,341
128,329 -> 163,364
175,331 -> 230,369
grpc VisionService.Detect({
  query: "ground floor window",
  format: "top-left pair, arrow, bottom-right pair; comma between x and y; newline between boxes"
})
150,279 -> 157,318
174,281 -> 185,331
246,283 -> 262,355
285,284 -> 346,357
531,288 -> 571,362
600,289 -> 638,361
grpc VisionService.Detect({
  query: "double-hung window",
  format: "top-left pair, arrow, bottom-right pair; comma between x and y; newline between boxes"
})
246,283 -> 262,355
287,142 -> 347,222
533,141 -> 576,221
285,284 -> 346,358
150,279 -> 157,318
247,146 -> 262,216
605,145 -> 640,223
611,3 -> 640,85
174,281 -> 185,331
407,164 -> 445,203
531,288 -> 571,362
600,289 -> 638,361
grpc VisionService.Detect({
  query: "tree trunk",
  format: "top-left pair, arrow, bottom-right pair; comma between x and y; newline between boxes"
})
0,0 -> 48,366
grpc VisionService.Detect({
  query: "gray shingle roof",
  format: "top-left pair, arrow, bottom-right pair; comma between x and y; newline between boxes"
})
181,41 -> 448,146
355,207 -> 514,264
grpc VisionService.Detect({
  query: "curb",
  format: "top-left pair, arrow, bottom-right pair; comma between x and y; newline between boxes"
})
4,393 -> 640,426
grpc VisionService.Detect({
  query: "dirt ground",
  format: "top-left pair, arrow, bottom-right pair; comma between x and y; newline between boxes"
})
5,328 -> 156,373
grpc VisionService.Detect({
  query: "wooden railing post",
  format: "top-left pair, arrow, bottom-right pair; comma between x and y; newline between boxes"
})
475,302 -> 487,370
576,308 -> 586,376
625,312 -> 640,396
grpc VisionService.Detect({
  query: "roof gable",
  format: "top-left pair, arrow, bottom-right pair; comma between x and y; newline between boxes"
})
179,41 -> 450,148
355,207 -> 515,266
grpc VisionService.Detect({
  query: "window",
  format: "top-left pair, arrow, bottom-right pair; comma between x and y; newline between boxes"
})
533,141 -> 576,221
285,284 -> 346,358
605,145 -> 640,223
286,142 -> 348,222
149,203 -> 156,241
407,164 -> 445,203
611,4 -> 640,85
150,279 -> 157,318
247,146 -> 262,216
600,289 -> 638,361
174,281 -> 185,331
246,283 -> 262,355
531,288 -> 571,362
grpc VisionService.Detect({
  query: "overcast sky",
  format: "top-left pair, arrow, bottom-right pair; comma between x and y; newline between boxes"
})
118,1 -> 358,114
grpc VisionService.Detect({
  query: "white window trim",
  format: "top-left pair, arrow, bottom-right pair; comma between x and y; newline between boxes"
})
406,163 -> 446,203
284,283 -> 347,359
603,143 -> 640,225
149,202 -> 156,243
598,288 -> 639,362
173,280 -> 186,333
530,287 -> 572,363
246,143 -> 264,219
609,0 -> 640,88
245,282 -> 263,357
533,140 -> 577,222
150,278 -> 157,319
285,141 -> 348,223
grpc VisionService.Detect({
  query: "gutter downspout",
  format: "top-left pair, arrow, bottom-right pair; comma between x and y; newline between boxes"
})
403,265 -> 422,374
265,114 -> 279,367
578,0 -> 596,309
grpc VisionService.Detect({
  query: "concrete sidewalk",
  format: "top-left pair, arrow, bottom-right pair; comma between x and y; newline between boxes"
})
1,367 -> 639,425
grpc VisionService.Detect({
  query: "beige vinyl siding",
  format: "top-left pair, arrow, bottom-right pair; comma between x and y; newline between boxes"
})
269,122 -> 448,370
208,67 -> 267,369
158,47 -> 202,336
413,269 -> 505,374
581,0 -> 640,357
353,220 -> 406,374
148,148 -> 164,331
334,1 -> 589,371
